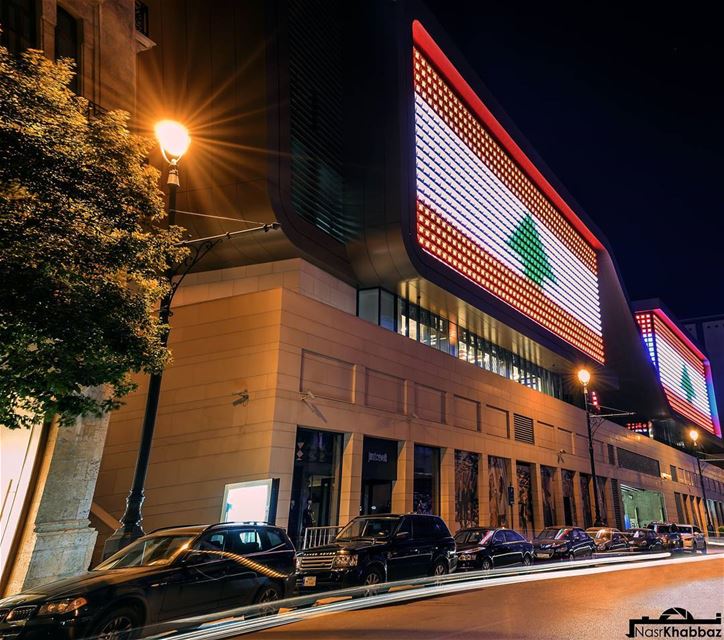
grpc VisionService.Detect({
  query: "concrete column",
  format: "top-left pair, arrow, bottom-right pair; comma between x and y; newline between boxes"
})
338,432 -> 363,526
392,440 -> 414,514
440,447 -> 455,526
5,389 -> 110,595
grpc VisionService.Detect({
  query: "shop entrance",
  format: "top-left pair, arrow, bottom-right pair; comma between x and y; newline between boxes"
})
288,427 -> 343,548
620,485 -> 665,528
361,437 -> 398,515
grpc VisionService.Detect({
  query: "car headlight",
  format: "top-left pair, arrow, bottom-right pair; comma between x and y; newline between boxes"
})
295,556 -> 303,570
37,597 -> 88,617
459,553 -> 475,561
333,554 -> 358,568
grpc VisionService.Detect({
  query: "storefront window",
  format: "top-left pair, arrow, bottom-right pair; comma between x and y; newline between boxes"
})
541,466 -> 558,527
288,427 -> 343,547
413,445 -> 440,514
517,462 -> 535,537
361,437 -> 398,515
562,469 -> 577,526
580,473 -> 593,529
488,456 -> 510,528
455,451 -> 479,529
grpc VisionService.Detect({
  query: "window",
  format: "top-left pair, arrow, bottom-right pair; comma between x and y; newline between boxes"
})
492,530 -> 505,544
413,516 -> 436,539
357,289 -> 564,399
265,529 -> 285,550
504,530 -> 523,542
231,529 -> 262,554
55,6 -> 80,94
0,0 -> 36,54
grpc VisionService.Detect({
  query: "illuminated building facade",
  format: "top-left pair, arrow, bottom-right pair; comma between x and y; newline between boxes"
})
77,0 -> 724,570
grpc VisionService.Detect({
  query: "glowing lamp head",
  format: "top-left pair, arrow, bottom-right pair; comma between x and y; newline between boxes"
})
577,368 -> 591,387
155,120 -> 190,162
689,429 -> 699,444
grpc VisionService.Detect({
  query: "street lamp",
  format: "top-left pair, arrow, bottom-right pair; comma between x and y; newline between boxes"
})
688,429 -> 714,534
103,120 -> 191,558
578,368 -> 603,526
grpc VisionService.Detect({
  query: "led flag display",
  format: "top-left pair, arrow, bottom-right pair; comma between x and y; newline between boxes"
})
412,27 -> 604,363
635,310 -> 721,437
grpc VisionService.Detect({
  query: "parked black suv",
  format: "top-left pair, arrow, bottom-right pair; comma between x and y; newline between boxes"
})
295,514 -> 456,591
0,523 -> 295,639
455,528 -> 534,570
532,526 -> 596,560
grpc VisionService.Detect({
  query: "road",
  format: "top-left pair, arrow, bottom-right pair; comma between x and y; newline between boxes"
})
241,555 -> 724,640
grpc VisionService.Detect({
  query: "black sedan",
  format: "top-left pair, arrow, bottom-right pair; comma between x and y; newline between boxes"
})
455,528 -> 534,570
532,526 -> 596,560
0,523 -> 295,639
627,528 -> 664,552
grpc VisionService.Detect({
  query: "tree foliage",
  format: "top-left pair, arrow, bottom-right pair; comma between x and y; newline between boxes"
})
0,46 -> 187,429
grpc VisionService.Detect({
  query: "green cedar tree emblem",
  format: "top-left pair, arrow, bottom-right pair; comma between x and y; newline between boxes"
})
680,364 -> 696,403
507,213 -> 556,287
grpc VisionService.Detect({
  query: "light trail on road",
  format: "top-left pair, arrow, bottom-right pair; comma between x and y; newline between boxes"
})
158,552 -> 722,640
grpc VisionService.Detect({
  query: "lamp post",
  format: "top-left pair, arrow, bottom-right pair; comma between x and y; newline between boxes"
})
578,368 -> 603,526
103,121 -> 191,558
688,429 -> 714,535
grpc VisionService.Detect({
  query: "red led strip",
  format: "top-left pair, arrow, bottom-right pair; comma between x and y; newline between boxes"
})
413,47 -> 598,274
417,202 -> 605,362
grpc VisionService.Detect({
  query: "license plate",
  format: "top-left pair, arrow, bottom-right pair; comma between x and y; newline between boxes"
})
303,576 -> 317,587
536,551 -> 551,558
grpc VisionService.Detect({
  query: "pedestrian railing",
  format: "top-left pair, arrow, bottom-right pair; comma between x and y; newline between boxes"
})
302,525 -> 343,549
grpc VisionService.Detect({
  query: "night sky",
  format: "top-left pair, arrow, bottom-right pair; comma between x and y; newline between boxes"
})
424,1 -> 724,319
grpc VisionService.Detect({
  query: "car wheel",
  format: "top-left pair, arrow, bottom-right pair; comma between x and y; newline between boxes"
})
88,606 -> 141,640
701,544 -> 707,555
253,582 -> 283,616
567,551 -> 576,561
522,554 -> 532,567
431,558 -> 448,577
362,566 -> 384,586
481,557 -> 493,571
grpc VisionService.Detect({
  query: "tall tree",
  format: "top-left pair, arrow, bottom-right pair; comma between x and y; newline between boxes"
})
0,46 -> 186,430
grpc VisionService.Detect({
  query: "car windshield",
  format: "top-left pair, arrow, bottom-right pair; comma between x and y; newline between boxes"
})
95,535 -> 194,569
336,517 -> 399,540
591,530 -> 611,540
631,530 -> 646,538
536,528 -> 570,540
455,529 -> 493,545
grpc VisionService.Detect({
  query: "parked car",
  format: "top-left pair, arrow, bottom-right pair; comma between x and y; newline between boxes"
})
585,527 -> 629,552
645,522 -> 683,550
454,527 -> 534,570
295,514 -> 456,591
0,523 -> 295,640
675,524 -> 707,553
627,528 -> 664,552
532,527 -> 596,560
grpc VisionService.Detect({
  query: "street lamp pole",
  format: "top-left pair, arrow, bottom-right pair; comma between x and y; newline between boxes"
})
103,122 -> 189,558
689,430 -> 714,534
578,369 -> 603,526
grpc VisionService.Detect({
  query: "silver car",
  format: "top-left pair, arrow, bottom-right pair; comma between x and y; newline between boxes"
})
674,524 -> 707,553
